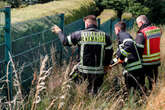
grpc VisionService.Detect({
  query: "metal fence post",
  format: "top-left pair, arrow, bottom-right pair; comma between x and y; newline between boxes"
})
5,6 -> 12,100
59,14 -> 64,65
109,19 -> 112,37
97,18 -> 100,29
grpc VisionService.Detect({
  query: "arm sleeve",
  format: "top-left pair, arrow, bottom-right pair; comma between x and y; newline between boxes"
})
57,31 -> 81,46
104,35 -> 114,66
135,32 -> 145,55
116,41 -> 133,61
135,32 -> 145,48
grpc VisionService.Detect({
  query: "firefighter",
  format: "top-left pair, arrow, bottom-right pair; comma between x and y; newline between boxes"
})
51,15 -> 113,94
135,15 -> 162,91
110,21 -> 144,92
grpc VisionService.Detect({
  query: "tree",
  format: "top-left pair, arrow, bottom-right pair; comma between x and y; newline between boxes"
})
94,0 -> 150,19
125,0 -> 150,18
94,0 -> 165,24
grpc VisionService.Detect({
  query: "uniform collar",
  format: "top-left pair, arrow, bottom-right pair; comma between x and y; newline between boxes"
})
138,23 -> 151,32
86,24 -> 97,30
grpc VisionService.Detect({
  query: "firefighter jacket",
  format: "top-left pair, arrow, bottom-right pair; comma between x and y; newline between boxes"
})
57,24 -> 113,74
116,31 -> 142,72
135,23 -> 161,66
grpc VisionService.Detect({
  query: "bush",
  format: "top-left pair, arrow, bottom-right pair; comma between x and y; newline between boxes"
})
121,12 -> 132,20
0,1 -> 10,8
94,0 -> 165,24
94,0 -> 150,19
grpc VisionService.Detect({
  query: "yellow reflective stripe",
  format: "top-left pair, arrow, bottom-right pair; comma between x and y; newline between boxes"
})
120,49 -> 130,56
143,56 -> 160,61
145,28 -> 161,36
143,52 -> 160,58
125,61 -> 141,68
147,39 -> 150,55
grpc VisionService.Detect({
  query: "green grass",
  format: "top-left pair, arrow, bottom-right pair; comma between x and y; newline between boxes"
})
11,0 -> 96,24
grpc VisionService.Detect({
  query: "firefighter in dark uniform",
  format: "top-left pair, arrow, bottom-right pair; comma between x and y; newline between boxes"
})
135,15 -> 162,91
52,15 -> 113,94
110,21 -> 144,92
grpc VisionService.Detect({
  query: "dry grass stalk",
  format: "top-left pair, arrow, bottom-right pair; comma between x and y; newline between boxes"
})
46,97 -> 58,110
31,55 -> 52,110
6,59 -> 12,110
8,52 -> 24,110
146,81 -> 165,110
57,62 -> 75,110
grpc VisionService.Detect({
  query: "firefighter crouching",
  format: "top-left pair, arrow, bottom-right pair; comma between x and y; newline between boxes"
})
135,15 -> 162,91
109,21 -> 145,93
52,15 -> 113,94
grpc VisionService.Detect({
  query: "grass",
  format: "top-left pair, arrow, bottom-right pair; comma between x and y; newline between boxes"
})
11,0 -> 96,23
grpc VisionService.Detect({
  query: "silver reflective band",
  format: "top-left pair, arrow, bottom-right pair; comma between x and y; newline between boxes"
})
123,39 -> 134,45
67,35 -> 73,45
125,60 -> 141,68
123,69 -> 128,75
105,45 -> 112,50
113,58 -> 118,63
126,65 -> 142,72
78,65 -> 103,70
78,68 -> 104,74
136,43 -> 144,48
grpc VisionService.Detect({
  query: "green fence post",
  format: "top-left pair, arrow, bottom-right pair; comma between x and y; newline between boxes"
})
109,19 -> 113,39
59,14 -> 64,65
4,6 -> 12,100
97,18 -> 100,29
59,13 -> 64,31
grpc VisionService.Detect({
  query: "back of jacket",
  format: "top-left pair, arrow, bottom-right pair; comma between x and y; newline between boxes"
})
57,24 -> 113,74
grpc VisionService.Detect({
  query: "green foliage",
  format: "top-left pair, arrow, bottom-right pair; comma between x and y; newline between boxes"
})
99,0 -> 127,18
94,0 -> 149,18
94,0 -> 165,24
64,2 -> 98,24
0,1 -> 9,8
125,1 -> 150,18
142,0 -> 165,24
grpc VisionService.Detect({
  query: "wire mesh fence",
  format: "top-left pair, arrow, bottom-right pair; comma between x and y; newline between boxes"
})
0,8 -> 6,79
10,14 -> 64,90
